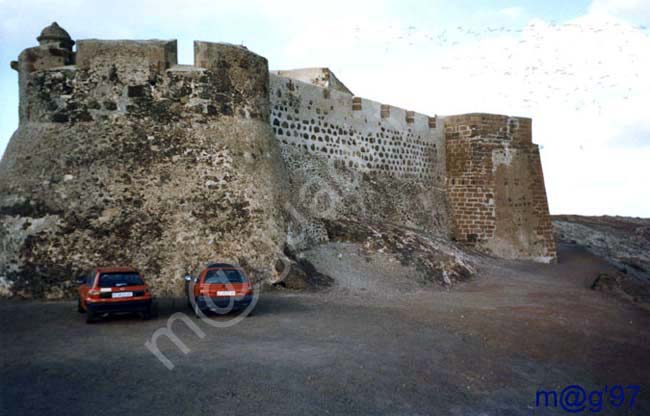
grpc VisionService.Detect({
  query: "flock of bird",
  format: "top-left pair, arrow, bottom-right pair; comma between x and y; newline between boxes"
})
347,19 -> 649,116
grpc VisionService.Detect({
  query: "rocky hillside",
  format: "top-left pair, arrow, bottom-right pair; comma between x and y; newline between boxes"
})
272,218 -> 476,292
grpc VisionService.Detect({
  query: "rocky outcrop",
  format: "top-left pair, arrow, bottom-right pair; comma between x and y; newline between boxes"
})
322,219 -> 475,286
553,215 -> 650,278
591,272 -> 650,307
553,215 -> 650,307
272,256 -> 334,290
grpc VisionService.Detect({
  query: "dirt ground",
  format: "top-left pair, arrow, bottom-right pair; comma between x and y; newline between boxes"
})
1,243 -> 649,415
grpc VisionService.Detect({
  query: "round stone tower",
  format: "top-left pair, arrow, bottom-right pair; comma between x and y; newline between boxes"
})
1,28 -> 288,298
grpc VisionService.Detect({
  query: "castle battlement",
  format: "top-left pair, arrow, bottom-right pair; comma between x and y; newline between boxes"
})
269,72 -> 444,183
11,27 -> 272,125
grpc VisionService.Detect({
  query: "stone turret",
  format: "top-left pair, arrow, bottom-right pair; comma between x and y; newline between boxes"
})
11,23 -> 76,123
37,22 -> 75,50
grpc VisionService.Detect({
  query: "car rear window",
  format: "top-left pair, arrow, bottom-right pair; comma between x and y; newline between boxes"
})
204,269 -> 246,284
98,272 -> 144,288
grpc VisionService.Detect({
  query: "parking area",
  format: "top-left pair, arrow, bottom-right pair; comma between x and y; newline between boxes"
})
1,245 -> 649,415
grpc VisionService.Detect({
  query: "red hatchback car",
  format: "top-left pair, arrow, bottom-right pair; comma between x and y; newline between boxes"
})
185,263 -> 254,317
77,267 -> 155,323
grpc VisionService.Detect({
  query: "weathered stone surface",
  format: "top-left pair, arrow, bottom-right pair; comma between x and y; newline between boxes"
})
194,41 -> 270,121
75,39 -> 178,83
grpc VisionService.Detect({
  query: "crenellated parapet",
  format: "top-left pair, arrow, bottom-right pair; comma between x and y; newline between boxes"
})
269,73 -> 442,180
75,39 -> 178,82
11,28 -> 270,127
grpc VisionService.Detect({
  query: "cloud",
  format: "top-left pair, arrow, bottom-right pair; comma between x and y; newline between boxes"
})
589,0 -> 650,23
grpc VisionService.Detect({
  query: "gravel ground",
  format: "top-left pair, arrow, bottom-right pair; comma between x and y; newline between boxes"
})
1,243 -> 649,415
302,242 -> 424,294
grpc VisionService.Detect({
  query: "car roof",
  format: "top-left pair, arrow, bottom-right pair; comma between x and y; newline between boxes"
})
206,263 -> 238,269
95,267 -> 139,273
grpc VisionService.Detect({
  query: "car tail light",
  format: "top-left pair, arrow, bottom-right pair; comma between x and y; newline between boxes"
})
87,289 -> 101,299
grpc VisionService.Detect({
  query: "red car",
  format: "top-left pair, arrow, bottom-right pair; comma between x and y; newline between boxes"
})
185,263 -> 254,317
77,267 -> 155,323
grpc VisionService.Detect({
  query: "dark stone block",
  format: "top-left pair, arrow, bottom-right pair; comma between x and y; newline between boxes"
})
128,85 -> 146,97
51,112 -> 69,123
73,110 -> 93,122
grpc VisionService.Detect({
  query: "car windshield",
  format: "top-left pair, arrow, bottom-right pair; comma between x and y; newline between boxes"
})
98,272 -> 144,288
204,269 -> 246,284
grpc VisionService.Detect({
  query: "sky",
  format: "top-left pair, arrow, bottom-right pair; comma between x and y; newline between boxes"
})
1,0 -> 649,217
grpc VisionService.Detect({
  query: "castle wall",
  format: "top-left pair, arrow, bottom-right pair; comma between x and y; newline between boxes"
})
269,72 -> 556,261
1,26 -> 559,298
269,74 -> 450,248
270,74 -> 443,180
445,114 -> 556,261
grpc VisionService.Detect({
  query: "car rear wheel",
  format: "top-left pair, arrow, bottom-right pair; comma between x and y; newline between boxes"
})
193,300 -> 202,318
85,310 -> 97,324
142,302 -> 158,320
77,298 -> 85,313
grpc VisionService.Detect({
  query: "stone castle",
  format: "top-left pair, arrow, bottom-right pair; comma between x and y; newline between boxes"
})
0,23 -> 556,297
